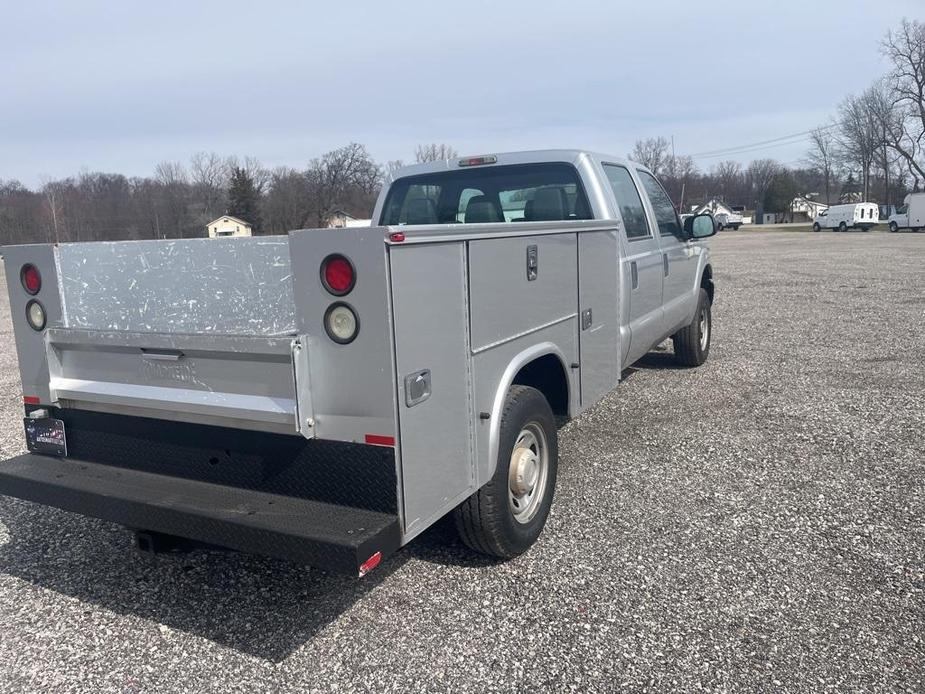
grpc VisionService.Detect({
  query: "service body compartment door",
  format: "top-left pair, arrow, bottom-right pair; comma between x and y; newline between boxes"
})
390,242 -> 472,536
577,230 -> 620,406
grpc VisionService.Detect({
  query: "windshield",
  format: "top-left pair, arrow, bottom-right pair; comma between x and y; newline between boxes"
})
380,163 -> 592,225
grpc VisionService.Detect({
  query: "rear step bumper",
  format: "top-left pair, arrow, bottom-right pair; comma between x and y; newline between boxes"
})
0,453 -> 401,575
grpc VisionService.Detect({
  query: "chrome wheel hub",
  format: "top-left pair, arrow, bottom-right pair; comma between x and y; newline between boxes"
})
508,423 -> 548,524
699,308 -> 710,351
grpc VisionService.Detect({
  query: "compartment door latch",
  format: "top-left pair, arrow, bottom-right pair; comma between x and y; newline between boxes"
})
404,369 -> 432,407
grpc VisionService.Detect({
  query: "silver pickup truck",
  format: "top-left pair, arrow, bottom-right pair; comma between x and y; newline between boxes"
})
0,150 -> 716,576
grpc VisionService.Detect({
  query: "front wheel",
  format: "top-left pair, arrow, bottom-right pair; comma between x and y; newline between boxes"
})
673,288 -> 712,367
813,223 -> 821,232
889,222 -> 898,233
732,224 -> 741,231
717,223 -> 725,231
838,222 -> 848,232
454,385 -> 558,558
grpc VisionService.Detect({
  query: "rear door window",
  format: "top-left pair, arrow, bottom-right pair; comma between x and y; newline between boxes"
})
602,164 -> 650,239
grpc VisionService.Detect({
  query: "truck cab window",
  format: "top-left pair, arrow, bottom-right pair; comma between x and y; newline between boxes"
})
381,163 -> 592,226
602,164 -> 650,239
637,170 -> 682,238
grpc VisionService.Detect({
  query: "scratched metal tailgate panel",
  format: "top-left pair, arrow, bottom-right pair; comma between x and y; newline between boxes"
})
55,237 -> 295,336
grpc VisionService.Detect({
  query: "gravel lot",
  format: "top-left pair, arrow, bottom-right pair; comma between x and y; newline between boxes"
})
0,231 -> 923,693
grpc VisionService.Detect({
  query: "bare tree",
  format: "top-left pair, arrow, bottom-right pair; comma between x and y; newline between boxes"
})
154,161 -> 188,186
805,126 -> 839,203
224,155 -> 270,195
711,161 -> 743,202
305,143 -> 382,227
384,159 -> 405,182
838,91 -> 881,201
263,167 -> 313,233
189,151 -> 227,219
628,137 -> 671,176
39,176 -> 64,243
746,159 -> 781,205
880,19 -> 925,187
415,144 -> 458,163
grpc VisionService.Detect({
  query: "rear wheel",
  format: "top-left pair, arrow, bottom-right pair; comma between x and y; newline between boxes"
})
673,288 -> 711,367
889,222 -> 898,233
838,221 -> 847,232
454,385 -> 558,558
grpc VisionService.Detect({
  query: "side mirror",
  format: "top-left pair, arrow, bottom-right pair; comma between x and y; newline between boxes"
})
683,213 -> 717,239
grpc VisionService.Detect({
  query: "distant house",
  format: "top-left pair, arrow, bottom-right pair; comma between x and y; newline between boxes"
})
790,196 -> 829,222
207,215 -> 252,238
326,209 -> 372,228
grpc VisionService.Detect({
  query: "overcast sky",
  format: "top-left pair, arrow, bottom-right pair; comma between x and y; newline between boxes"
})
1,0 -> 919,186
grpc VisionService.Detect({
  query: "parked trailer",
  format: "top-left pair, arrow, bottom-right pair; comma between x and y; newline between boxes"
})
888,192 -> 925,232
812,202 -> 879,232
0,150 -> 717,576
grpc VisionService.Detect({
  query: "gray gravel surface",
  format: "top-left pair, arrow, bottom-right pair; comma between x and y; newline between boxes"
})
0,231 -> 923,693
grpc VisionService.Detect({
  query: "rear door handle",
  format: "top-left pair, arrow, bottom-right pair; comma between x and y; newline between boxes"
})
663,253 -> 669,277
630,261 -> 638,289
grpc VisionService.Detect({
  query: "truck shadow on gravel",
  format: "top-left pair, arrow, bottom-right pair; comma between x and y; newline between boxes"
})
0,500 -> 502,662
0,500 -> 414,662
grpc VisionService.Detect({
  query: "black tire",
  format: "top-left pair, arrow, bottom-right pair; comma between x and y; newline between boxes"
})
838,221 -> 847,232
673,288 -> 712,367
813,223 -> 821,232
889,222 -> 898,233
454,385 -> 558,558
732,224 -> 741,231
717,223 -> 724,231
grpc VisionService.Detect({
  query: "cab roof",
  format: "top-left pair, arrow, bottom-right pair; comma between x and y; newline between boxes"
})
392,149 -> 641,179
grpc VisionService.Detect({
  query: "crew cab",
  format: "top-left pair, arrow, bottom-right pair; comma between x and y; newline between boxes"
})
0,150 -> 716,576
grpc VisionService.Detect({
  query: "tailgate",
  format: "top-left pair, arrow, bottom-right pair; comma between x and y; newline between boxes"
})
44,328 -> 312,434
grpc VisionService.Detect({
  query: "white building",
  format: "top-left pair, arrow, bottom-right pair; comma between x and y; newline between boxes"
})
207,215 -> 253,238
790,196 -> 829,221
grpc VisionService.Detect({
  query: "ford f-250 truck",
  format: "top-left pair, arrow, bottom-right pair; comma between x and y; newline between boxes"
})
0,150 -> 716,577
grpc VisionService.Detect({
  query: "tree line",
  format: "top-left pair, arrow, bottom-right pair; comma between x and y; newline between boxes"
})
0,143 -> 457,246
628,19 -> 925,217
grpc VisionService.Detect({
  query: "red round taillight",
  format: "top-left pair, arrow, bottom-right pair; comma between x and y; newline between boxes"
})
20,264 -> 41,295
320,254 -> 355,296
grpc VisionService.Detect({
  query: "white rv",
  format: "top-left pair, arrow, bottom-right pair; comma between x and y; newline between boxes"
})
887,193 -> 925,232
812,203 -> 879,232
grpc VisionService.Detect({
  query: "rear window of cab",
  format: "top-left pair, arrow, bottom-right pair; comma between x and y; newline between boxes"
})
380,163 -> 593,226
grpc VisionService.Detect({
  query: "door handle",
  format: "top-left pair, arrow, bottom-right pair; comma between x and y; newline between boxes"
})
141,349 -> 184,361
663,253 -> 669,277
630,261 -> 638,289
